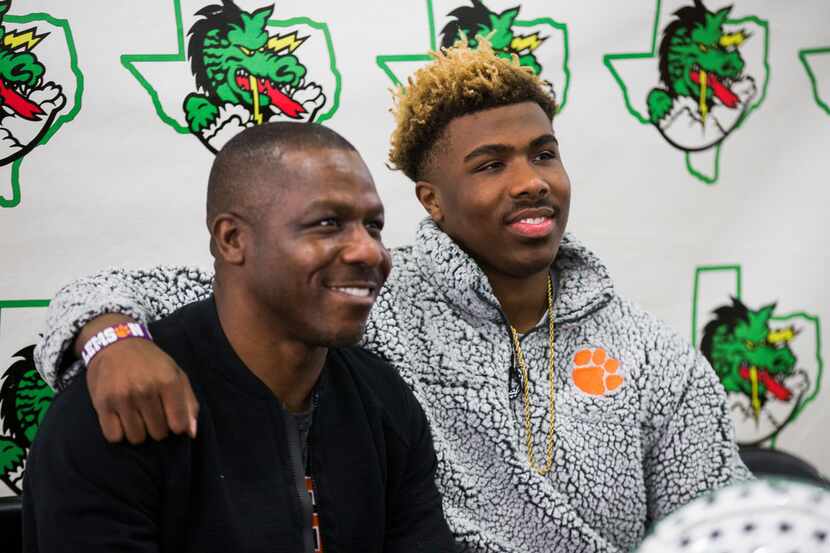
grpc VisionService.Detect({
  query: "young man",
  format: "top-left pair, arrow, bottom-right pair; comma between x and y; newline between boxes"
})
23,123 -> 455,553
34,42 -> 750,552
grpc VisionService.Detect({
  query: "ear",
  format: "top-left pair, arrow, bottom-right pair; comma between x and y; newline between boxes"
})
415,180 -> 444,223
210,213 -> 248,265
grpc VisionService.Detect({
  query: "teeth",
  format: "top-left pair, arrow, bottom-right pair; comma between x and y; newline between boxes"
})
332,287 -> 371,298
519,217 -> 547,224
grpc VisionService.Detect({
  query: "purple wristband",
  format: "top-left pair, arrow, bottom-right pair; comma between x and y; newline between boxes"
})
81,322 -> 153,367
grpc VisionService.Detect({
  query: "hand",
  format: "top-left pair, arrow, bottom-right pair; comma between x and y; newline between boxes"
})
78,315 -> 199,444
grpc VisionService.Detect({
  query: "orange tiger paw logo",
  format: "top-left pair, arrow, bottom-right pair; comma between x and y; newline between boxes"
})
114,324 -> 130,338
571,347 -> 624,396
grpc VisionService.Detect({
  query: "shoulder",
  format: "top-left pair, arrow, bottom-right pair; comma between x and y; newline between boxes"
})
147,298 -> 213,367
328,346 -> 421,429
330,346 -> 406,391
607,295 -> 710,408
604,294 -> 691,352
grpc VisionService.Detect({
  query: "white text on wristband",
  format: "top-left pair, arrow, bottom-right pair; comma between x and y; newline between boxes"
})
81,322 -> 153,367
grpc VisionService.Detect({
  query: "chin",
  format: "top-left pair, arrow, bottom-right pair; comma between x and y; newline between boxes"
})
318,323 -> 366,348
505,244 -> 560,277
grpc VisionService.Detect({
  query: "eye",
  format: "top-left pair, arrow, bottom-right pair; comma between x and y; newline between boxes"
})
315,217 -> 339,229
534,150 -> 558,162
699,43 -> 708,53
365,219 -> 384,231
365,219 -> 384,237
475,160 -> 504,173
744,340 -> 755,351
238,46 -> 254,56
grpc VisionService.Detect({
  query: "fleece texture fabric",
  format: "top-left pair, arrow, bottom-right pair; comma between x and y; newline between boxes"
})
35,219 -> 751,552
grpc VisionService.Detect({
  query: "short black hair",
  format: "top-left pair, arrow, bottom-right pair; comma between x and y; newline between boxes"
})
206,122 -> 358,225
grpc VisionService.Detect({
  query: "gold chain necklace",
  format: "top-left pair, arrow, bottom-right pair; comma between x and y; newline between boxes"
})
509,274 -> 556,476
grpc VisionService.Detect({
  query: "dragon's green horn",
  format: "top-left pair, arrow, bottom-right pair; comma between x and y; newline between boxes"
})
0,0 -> 10,18
756,303 -> 777,322
250,4 -> 274,27
496,7 -> 520,26
713,6 -> 732,24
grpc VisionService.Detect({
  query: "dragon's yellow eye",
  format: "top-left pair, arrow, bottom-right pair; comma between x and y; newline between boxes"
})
745,340 -> 755,350
699,43 -> 708,53
238,46 -> 253,56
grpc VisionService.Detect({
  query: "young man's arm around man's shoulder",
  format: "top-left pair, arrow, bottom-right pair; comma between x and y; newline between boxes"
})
36,264 -> 213,392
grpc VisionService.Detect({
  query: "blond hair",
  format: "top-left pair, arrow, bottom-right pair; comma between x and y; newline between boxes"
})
388,40 -> 557,181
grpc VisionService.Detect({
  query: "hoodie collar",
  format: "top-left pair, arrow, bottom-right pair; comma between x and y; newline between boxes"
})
413,218 -> 614,324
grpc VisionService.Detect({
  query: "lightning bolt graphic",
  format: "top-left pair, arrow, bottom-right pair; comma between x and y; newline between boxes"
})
266,31 -> 308,55
510,33 -> 545,54
768,326 -> 798,345
720,31 -> 748,48
3,27 -> 49,51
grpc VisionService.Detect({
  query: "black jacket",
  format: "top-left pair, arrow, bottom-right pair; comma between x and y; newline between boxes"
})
24,298 -> 455,552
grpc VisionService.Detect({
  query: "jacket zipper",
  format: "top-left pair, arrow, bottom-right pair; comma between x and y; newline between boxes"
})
282,410 -> 315,553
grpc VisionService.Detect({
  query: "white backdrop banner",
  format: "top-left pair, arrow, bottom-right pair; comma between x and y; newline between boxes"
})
0,0 -> 828,497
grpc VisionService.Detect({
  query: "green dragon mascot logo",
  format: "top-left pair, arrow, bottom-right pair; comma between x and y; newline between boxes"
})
0,0 -> 67,165
647,0 -> 757,151
376,0 -> 570,111
122,0 -> 340,154
603,0 -> 768,183
700,298 -> 809,445
0,344 -> 53,494
184,1 -> 326,152
440,1 -> 546,76
0,0 -> 81,208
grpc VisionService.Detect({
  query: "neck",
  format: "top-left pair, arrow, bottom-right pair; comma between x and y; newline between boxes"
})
214,278 -> 326,412
486,268 -> 551,333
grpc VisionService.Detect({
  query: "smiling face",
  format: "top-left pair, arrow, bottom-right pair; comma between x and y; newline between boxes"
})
416,101 -> 570,280
242,147 -> 391,347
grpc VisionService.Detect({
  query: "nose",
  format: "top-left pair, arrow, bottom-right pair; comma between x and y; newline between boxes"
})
509,162 -> 550,200
340,225 -> 386,269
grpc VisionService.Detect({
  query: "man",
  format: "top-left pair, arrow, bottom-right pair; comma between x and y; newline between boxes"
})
34,42 -> 750,552
23,123 -> 455,553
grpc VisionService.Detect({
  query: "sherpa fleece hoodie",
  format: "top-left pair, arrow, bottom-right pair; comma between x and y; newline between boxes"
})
35,218 -> 751,553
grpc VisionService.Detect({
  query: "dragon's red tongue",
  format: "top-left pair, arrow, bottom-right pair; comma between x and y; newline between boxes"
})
0,80 -> 44,120
739,366 -> 792,401
690,70 -> 740,108
261,79 -> 305,119
236,74 -> 306,119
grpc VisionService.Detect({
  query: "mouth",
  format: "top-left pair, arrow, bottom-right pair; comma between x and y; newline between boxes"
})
324,282 -> 378,305
689,65 -> 740,108
504,207 -> 557,239
235,68 -> 306,119
0,79 -> 43,120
